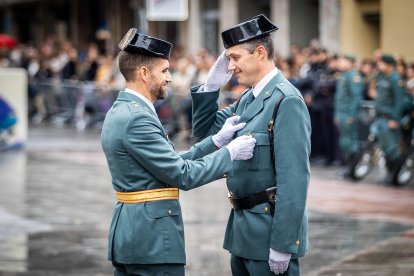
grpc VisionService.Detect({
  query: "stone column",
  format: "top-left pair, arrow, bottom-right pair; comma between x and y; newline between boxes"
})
270,0 -> 290,58
186,0 -> 202,54
319,0 -> 340,53
218,0 -> 238,51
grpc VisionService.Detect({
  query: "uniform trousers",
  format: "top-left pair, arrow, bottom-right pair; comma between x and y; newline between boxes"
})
230,254 -> 300,276
112,261 -> 184,276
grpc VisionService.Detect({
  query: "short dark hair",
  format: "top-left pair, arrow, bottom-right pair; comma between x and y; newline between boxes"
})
118,51 -> 157,82
241,35 -> 274,60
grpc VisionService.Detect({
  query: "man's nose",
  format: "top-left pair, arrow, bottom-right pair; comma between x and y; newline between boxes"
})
166,71 -> 172,82
228,60 -> 236,71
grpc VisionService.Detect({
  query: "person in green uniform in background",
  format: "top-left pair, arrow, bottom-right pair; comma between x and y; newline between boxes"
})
101,28 -> 256,276
334,55 -> 364,177
370,54 -> 406,183
191,15 -> 311,276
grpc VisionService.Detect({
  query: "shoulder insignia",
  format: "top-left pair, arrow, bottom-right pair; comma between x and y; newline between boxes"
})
264,90 -> 272,98
352,75 -> 361,83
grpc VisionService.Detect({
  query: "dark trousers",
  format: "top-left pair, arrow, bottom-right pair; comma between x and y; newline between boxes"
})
112,261 -> 184,276
230,255 -> 300,276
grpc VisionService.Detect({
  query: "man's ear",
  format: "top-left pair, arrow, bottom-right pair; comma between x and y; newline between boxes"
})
139,66 -> 149,82
255,45 -> 268,61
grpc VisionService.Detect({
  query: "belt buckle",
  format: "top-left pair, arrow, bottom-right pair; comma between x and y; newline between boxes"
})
228,192 -> 234,207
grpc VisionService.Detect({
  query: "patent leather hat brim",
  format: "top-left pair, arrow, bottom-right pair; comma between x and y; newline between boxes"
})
119,28 -> 172,60
221,14 -> 278,49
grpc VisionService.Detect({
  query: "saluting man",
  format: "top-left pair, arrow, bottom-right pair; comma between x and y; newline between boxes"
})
191,15 -> 311,276
334,55 -> 364,177
101,28 -> 256,276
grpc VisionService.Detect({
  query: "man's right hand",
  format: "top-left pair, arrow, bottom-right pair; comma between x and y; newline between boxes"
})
212,116 -> 246,148
204,51 -> 233,92
225,135 -> 256,161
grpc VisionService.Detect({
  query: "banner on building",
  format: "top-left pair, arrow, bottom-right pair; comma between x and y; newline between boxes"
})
146,0 -> 188,21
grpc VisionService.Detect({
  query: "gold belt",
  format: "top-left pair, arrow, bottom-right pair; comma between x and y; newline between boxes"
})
116,188 -> 179,204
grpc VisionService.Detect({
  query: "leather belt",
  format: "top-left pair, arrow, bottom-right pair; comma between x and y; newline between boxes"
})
228,187 -> 276,211
116,188 -> 179,204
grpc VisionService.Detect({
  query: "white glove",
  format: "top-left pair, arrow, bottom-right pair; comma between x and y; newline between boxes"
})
204,51 -> 233,91
225,135 -> 256,161
269,248 -> 291,275
212,116 -> 246,148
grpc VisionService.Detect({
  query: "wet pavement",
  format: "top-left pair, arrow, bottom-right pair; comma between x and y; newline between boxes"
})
0,126 -> 414,275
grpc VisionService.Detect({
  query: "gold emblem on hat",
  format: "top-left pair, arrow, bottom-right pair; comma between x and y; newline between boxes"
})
119,28 -> 137,50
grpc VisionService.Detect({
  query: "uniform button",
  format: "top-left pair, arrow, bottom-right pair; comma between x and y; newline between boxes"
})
168,209 -> 172,215
296,240 -> 300,245
264,207 -> 269,212
280,83 -> 284,86
223,174 -> 227,178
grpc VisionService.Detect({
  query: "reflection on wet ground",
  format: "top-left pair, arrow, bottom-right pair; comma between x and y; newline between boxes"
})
0,126 -> 413,275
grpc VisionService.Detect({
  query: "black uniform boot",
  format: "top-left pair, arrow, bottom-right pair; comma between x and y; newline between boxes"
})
384,157 -> 397,184
337,153 -> 352,179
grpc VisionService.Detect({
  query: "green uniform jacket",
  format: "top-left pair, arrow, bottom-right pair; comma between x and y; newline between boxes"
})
334,69 -> 363,121
375,70 -> 406,121
191,72 -> 311,261
101,92 -> 233,265
334,70 -> 363,154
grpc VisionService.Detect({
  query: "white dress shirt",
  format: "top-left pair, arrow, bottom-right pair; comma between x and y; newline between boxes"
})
251,68 -> 279,98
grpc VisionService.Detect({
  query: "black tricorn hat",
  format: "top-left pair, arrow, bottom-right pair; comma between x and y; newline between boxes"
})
118,28 -> 172,60
221,14 -> 278,49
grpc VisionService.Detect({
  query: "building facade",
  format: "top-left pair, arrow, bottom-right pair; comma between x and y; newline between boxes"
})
0,0 -> 413,61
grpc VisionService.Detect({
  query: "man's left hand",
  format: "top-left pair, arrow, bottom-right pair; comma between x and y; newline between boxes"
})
268,248 -> 291,275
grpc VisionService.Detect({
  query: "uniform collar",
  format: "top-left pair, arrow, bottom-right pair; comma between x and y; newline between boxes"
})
252,68 -> 279,98
124,88 -> 157,115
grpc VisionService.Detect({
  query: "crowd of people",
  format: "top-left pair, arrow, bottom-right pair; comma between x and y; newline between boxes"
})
1,37 -> 414,181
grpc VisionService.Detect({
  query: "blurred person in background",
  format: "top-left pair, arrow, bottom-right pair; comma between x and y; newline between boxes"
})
406,63 -> 414,97
171,56 -> 196,140
359,58 -> 376,100
0,95 -> 17,148
334,55 -> 364,177
296,48 -> 327,162
101,28 -> 256,276
60,46 -> 78,80
79,43 -> 99,81
400,63 -> 414,146
396,57 -> 408,81
314,53 -> 341,166
369,54 -> 406,183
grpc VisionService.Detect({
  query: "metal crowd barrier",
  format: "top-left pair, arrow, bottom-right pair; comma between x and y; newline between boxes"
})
29,78 -> 239,134
30,78 -> 119,130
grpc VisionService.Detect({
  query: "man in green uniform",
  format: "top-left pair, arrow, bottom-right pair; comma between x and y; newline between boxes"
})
191,15 -> 311,275
371,54 -> 406,182
101,28 -> 256,275
334,55 -> 363,177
